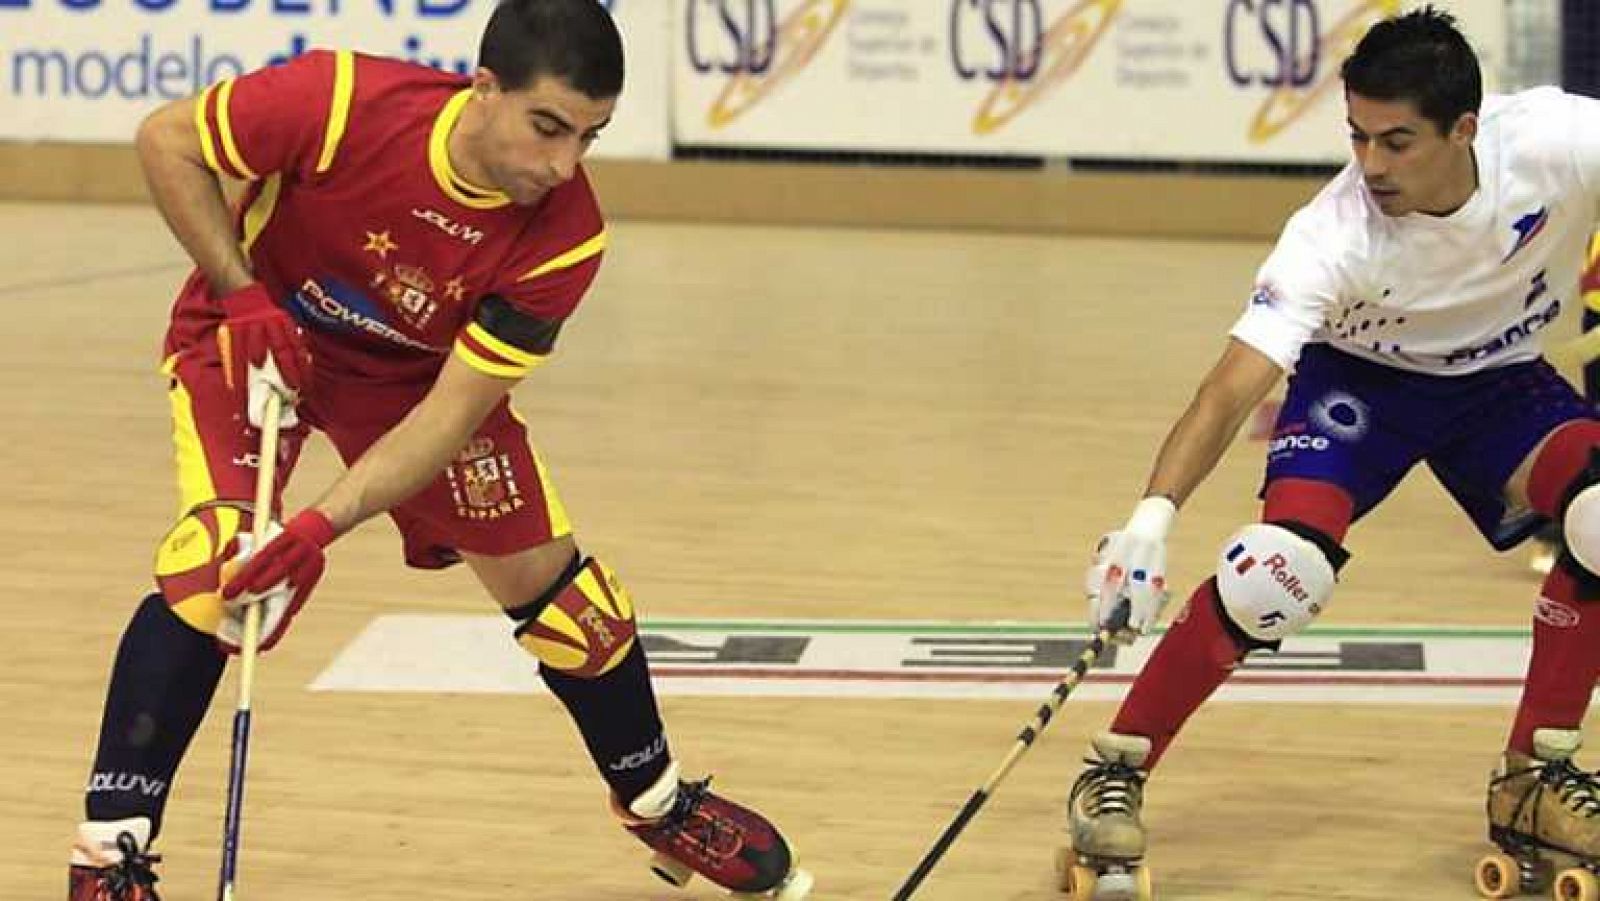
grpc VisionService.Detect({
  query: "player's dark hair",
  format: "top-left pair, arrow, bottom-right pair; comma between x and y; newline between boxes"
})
1341,5 -> 1481,134
479,0 -> 623,98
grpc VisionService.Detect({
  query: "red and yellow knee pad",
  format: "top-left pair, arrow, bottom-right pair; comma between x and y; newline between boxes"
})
153,504 -> 247,635
514,557 -> 638,678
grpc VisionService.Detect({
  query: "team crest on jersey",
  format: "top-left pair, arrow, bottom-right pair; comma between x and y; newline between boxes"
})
446,437 -> 525,520
371,263 -> 439,329
1502,206 -> 1549,264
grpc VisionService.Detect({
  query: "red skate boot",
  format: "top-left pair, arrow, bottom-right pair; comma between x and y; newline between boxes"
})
614,762 -> 814,899
69,818 -> 162,901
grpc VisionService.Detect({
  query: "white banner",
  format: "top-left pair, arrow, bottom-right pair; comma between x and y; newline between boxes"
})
672,0 -> 1507,162
0,0 -> 671,158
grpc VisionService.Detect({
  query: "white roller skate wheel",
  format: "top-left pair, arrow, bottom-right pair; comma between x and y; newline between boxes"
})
649,851 -> 694,888
1091,868 -> 1139,901
730,866 -> 814,900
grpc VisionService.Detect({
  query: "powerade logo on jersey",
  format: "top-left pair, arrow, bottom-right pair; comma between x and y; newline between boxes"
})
294,278 -> 436,353
688,0 -> 848,128
1502,206 -> 1550,264
1442,270 -> 1559,366
1229,0 -> 1400,144
951,0 -> 1121,135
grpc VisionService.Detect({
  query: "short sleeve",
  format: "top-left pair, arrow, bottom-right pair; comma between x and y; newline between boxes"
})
1230,207 -> 1345,371
193,49 -> 356,182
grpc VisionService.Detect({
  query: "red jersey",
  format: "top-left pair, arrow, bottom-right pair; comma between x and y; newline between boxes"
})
168,49 -> 606,385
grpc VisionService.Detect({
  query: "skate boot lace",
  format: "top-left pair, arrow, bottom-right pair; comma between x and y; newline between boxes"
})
102,832 -> 162,898
656,777 -> 740,857
1494,757 -> 1600,837
1073,758 -> 1146,818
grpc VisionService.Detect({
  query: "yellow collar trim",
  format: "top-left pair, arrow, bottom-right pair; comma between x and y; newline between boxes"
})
429,89 -> 511,210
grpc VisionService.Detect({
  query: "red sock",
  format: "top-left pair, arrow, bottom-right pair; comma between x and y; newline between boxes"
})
1509,566 -> 1600,754
1509,420 -> 1600,755
1111,579 -> 1242,768
1111,479 -> 1353,769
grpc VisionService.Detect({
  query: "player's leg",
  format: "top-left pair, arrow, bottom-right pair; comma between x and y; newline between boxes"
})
1069,347 -> 1402,868
1527,236 -> 1600,575
71,349 -> 306,901
375,401 -> 808,897
1434,355 -> 1600,861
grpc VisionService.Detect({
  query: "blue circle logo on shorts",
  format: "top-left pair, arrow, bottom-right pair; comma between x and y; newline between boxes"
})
1311,391 -> 1371,442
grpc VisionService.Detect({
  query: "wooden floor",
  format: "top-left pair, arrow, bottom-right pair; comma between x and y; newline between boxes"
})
0,202 -> 1579,900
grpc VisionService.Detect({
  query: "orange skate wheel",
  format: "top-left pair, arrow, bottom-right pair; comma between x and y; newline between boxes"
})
1134,862 -> 1154,901
1555,867 -> 1600,901
1053,846 -> 1076,892
1473,852 -> 1521,898
1061,863 -> 1098,901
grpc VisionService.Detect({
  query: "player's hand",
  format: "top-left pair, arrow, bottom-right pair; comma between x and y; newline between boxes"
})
218,282 -> 310,428
1085,497 -> 1177,642
218,509 -> 337,653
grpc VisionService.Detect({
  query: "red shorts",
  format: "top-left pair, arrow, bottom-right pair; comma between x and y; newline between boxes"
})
164,341 -> 571,569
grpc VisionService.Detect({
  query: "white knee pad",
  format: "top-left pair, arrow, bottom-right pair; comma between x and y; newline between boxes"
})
1215,523 -> 1340,643
1566,482 -> 1600,575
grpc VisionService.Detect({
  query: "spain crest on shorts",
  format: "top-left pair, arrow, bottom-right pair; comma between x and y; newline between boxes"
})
447,437 -> 524,520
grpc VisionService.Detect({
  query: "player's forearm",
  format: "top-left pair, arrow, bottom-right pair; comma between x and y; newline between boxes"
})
1143,384 -> 1257,507
136,100 -> 253,294
310,359 -> 513,535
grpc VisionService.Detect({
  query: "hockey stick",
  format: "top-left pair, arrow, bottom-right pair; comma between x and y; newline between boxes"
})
891,604 -> 1129,900
217,389 -> 283,901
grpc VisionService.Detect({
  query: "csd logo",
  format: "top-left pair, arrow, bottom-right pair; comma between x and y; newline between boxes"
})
1225,0 -> 1320,88
694,0 -> 850,128
950,0 -> 1044,82
1238,0 -> 1401,143
959,0 -> 1121,135
687,0 -> 778,74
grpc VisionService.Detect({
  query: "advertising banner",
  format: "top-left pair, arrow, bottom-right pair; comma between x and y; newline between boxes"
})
0,0 -> 671,157
672,0 -> 1507,162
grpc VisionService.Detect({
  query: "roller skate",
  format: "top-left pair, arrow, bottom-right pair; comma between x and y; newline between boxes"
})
1057,732 -> 1154,901
614,761 -> 813,899
68,818 -> 161,901
1474,729 -> 1600,899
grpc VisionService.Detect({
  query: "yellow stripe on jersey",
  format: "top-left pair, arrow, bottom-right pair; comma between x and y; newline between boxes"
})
241,174 -> 283,254
316,50 -> 356,174
214,79 -> 258,180
194,83 -> 222,173
453,340 -> 528,379
464,321 -> 548,368
517,230 -> 607,283
429,89 -> 511,210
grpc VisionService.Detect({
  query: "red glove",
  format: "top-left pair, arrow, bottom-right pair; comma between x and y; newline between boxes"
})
217,282 -> 311,400
219,509 -> 337,653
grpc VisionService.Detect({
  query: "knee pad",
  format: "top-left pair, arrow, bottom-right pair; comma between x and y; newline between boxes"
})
511,556 -> 638,679
1562,449 -> 1600,576
153,502 -> 249,635
1215,521 -> 1349,646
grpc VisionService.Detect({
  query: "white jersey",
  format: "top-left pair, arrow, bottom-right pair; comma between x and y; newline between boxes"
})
1233,88 -> 1600,375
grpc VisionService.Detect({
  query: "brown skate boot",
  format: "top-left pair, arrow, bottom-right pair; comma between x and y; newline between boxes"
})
1059,732 -> 1153,900
68,819 -> 161,901
613,762 -> 813,899
1476,729 -> 1600,898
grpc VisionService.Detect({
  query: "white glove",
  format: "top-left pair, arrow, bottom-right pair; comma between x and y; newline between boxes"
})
216,524 -> 294,654
1085,496 -> 1177,641
246,355 -> 299,429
